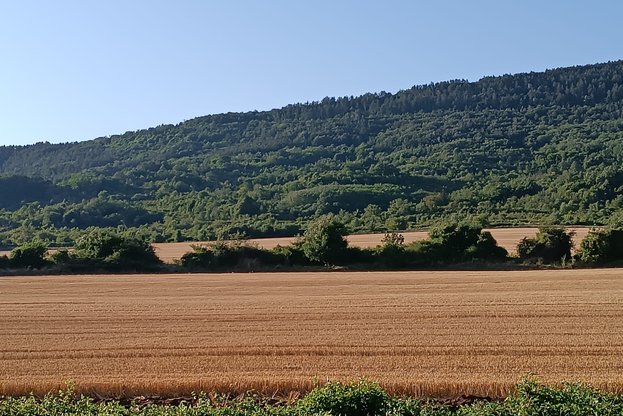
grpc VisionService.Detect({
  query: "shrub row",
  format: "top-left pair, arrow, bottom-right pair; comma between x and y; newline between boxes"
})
0,230 -> 162,272
178,219 -> 509,271
518,226 -> 623,266
2,380 -> 623,415
177,222 -> 623,271
2,218 -> 623,273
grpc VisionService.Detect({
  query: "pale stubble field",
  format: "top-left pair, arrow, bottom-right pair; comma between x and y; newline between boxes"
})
1,268 -> 622,398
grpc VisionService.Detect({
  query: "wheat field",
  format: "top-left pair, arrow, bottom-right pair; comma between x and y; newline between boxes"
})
1,268 -> 622,398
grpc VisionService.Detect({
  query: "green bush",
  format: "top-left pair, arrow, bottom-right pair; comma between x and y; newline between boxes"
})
179,241 -> 286,270
344,246 -> 376,265
507,380 -> 623,415
299,380 -> 390,416
9,241 -> 49,269
578,228 -> 623,264
74,230 -> 161,270
428,223 -> 482,260
271,242 -> 311,266
178,245 -> 215,269
407,223 -> 507,264
3,380 -> 623,415
48,249 -> 72,265
468,231 -> 509,260
375,232 -> 408,267
0,254 -> 10,269
517,227 -> 574,263
212,241 -> 284,268
301,216 -> 349,265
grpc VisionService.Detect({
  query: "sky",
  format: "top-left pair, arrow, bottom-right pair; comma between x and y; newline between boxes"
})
1,1 -> 623,146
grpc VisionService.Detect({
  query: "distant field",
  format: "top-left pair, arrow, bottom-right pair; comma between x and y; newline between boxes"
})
1,268 -> 622,398
153,227 -> 591,263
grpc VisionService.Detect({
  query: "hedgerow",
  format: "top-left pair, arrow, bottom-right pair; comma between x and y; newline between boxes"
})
2,380 -> 622,416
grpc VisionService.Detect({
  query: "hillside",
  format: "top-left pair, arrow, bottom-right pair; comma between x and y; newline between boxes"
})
2,60 -> 623,245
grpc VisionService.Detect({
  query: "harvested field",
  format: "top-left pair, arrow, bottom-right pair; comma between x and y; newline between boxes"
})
153,227 -> 591,263
1,269 -> 622,398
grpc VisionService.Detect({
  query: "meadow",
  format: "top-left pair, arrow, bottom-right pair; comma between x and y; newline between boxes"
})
1,267 -> 621,399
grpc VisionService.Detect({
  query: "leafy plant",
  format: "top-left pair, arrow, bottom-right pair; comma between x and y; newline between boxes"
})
301,216 -> 349,265
375,232 -> 407,267
3,380 -> 623,415
0,254 -> 10,269
517,227 -> 574,264
9,240 -> 48,269
74,230 -> 161,269
298,380 -> 390,416
578,228 -> 623,264
414,223 -> 507,263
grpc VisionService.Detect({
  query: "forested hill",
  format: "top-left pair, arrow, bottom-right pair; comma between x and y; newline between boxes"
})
2,60 -> 623,245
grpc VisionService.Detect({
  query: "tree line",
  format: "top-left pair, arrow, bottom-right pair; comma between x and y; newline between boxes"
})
2,217 -> 622,273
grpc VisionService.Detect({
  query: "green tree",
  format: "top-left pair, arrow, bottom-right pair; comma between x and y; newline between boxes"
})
578,228 -> 623,264
417,222 -> 507,263
10,240 -> 48,269
427,222 -> 481,260
517,227 -> 574,263
301,216 -> 348,264
75,230 -> 161,269
469,231 -> 508,260
376,232 -> 407,266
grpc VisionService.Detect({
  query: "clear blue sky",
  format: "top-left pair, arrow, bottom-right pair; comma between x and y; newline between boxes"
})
1,1 -> 622,146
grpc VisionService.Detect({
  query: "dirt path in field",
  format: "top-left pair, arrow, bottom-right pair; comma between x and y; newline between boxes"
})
1,268 -> 621,398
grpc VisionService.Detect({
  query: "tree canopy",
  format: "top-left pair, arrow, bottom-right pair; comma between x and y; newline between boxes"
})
2,60 -> 623,245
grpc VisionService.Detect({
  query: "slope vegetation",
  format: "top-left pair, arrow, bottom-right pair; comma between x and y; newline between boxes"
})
2,61 -> 623,244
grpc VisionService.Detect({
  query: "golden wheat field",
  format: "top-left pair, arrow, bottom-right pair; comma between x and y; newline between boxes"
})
152,227 -> 591,263
1,268 -> 622,398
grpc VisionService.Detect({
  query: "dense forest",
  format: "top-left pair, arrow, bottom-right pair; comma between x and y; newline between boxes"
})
2,60 -> 623,246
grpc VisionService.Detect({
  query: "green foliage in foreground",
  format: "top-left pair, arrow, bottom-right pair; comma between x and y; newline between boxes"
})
2,380 -> 623,415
